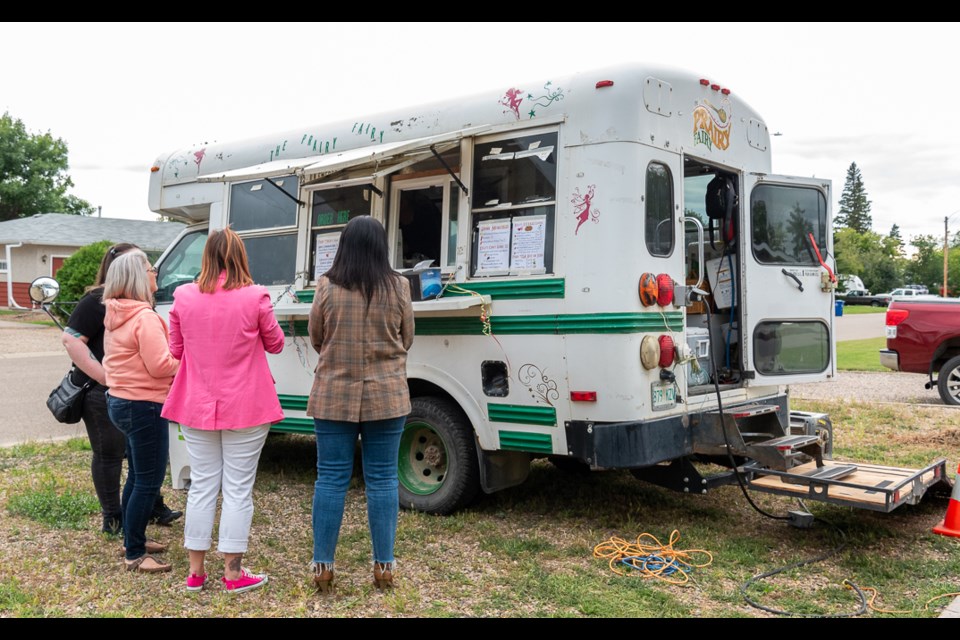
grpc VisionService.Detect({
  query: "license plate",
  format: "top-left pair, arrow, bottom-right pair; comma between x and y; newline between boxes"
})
885,326 -> 897,339
651,381 -> 676,411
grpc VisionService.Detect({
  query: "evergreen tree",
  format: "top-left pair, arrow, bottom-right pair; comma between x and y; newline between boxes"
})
0,112 -> 92,220
836,162 -> 872,233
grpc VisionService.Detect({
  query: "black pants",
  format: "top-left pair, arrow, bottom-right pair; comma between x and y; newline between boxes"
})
81,384 -> 125,516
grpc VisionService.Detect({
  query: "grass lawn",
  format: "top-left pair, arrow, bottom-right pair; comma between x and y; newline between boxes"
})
837,337 -> 887,371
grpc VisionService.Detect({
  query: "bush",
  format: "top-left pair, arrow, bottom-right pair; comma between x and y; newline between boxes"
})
51,240 -> 113,324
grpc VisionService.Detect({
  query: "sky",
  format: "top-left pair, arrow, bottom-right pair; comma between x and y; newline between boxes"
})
2,22 -> 959,246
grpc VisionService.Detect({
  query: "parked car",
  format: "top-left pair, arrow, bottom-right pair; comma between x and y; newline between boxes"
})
875,288 -> 938,305
881,298 -> 960,405
837,289 -> 890,307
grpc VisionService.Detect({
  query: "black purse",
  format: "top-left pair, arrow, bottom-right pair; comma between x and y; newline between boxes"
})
46,367 -> 95,424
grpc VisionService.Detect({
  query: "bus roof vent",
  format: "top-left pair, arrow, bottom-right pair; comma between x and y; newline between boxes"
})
747,118 -> 769,151
643,77 -> 673,118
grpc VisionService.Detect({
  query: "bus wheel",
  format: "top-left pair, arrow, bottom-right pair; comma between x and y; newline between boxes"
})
937,356 -> 960,406
398,397 -> 481,515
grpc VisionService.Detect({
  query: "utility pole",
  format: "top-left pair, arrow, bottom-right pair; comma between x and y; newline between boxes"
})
946,216 -> 950,297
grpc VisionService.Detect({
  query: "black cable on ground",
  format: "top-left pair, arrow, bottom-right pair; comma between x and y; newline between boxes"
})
739,511 -> 868,617
702,295 -> 866,616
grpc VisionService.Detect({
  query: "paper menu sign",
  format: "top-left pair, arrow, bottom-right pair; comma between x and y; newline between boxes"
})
314,232 -> 341,279
510,216 -> 546,271
476,219 -> 510,273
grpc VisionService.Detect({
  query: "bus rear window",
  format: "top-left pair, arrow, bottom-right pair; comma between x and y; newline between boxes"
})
750,184 -> 827,265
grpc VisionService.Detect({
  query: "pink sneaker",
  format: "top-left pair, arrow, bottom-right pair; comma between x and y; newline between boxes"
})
185,573 -> 208,592
221,568 -> 268,594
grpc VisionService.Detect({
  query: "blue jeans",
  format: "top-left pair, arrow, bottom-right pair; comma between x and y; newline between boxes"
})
106,395 -> 169,561
312,416 -> 405,566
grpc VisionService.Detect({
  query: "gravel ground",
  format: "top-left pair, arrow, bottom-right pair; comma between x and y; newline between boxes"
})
0,314 -> 948,407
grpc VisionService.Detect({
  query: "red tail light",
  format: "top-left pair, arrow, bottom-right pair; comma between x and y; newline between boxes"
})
658,335 -> 675,368
570,391 -> 597,402
886,308 -> 909,326
656,274 -> 674,306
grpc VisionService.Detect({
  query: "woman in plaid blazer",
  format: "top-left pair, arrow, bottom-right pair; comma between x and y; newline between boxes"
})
307,215 -> 415,593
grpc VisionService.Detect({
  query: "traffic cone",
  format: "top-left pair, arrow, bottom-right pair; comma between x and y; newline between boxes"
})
933,463 -> 960,538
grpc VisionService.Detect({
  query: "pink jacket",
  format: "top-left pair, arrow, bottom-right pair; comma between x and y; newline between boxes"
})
161,279 -> 285,430
103,299 -> 180,403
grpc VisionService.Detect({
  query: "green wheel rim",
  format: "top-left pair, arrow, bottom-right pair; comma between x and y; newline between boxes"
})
398,421 -> 448,496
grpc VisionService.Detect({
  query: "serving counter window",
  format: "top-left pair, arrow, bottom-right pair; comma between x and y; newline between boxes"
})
469,131 -> 557,276
309,183 -> 374,279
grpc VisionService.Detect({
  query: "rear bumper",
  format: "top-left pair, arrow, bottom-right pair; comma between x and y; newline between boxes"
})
879,349 -> 900,371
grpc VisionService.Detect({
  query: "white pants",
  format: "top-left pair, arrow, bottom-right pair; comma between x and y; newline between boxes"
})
182,424 -> 270,554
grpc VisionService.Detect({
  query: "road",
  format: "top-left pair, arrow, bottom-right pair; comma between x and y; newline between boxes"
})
834,309 -> 886,341
0,320 -> 85,447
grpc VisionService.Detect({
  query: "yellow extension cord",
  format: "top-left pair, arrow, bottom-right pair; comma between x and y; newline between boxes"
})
593,530 -> 713,585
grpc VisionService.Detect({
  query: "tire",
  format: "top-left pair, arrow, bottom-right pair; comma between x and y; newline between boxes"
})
398,396 -> 481,515
871,300 -> 882,307
937,355 -> 960,406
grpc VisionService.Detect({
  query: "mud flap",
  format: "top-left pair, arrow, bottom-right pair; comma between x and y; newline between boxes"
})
740,458 -> 951,512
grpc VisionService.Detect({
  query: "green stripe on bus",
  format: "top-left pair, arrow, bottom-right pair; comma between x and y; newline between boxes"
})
417,312 -> 683,336
296,278 -> 564,303
488,403 -> 557,426
281,320 -> 309,337
278,395 -> 309,411
272,417 -> 315,434
498,430 -> 554,454
442,278 -> 565,299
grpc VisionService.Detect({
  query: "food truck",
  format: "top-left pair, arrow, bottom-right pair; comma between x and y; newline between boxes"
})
147,63 -> 947,514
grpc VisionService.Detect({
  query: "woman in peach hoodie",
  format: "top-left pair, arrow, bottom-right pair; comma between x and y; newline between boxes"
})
103,250 -> 180,573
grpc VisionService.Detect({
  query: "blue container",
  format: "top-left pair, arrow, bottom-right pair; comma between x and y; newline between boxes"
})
835,300 -> 844,317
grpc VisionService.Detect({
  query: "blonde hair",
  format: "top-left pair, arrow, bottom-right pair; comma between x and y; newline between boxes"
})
102,250 -> 153,302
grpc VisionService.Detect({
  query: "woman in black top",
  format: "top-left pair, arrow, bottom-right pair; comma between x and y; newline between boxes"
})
62,243 -> 181,534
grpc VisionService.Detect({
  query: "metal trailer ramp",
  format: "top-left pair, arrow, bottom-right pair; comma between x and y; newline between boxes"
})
741,458 -> 951,512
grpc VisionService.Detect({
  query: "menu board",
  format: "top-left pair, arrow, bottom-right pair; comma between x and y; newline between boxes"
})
510,215 -> 546,272
476,219 -> 511,274
314,232 -> 341,279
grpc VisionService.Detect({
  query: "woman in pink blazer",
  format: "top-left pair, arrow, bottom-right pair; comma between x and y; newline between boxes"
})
162,227 -> 285,594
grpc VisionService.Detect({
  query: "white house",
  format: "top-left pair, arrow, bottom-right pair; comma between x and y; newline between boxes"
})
1,213 -> 185,308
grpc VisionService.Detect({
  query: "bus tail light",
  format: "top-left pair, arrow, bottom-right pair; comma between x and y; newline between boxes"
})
656,274 -> 674,306
658,335 -> 675,368
570,391 -> 597,402
638,273 -> 658,307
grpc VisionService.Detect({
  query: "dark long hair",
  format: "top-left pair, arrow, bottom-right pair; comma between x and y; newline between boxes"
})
325,216 -> 401,307
88,242 -> 140,291
197,227 -> 254,293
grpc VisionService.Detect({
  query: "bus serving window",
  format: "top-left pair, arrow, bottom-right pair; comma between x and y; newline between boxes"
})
470,131 -> 557,276
309,184 -> 373,279
229,177 -> 298,232
645,162 -> 674,256
750,185 -> 827,265
753,321 -> 829,375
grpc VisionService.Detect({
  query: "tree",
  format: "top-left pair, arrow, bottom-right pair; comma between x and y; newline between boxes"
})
0,112 -> 93,221
835,162 -> 872,233
52,240 -> 113,324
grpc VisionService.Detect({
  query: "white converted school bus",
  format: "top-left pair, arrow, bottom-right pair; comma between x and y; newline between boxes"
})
148,63 -> 947,515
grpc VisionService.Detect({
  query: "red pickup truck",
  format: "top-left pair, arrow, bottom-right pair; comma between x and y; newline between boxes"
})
881,298 -> 960,405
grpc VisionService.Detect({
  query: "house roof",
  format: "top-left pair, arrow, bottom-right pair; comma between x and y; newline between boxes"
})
0,213 -> 185,251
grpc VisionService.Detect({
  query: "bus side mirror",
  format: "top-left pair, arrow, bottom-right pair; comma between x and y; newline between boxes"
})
29,276 -> 60,305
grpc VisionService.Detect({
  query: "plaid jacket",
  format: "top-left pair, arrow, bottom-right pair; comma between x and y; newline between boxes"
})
306,275 -> 414,422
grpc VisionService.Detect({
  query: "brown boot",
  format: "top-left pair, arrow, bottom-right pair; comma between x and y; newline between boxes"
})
313,562 -> 334,594
373,562 -> 394,590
